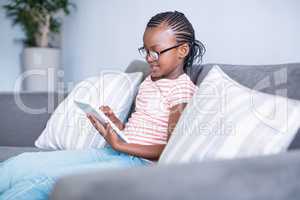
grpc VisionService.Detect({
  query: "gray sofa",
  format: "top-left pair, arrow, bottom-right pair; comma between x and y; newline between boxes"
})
1,60 -> 300,199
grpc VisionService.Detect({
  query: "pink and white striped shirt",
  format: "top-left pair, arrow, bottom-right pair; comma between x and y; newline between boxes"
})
123,73 -> 197,145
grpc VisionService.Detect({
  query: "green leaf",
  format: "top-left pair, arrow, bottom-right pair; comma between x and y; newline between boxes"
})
2,0 -> 75,47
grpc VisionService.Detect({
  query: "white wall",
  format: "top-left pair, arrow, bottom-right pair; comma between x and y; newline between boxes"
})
1,0 -> 299,91
62,0 -> 300,84
0,0 -> 24,91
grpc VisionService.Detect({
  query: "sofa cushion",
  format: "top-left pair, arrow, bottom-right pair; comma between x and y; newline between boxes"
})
0,146 -> 51,162
159,65 -> 300,164
195,63 -> 300,150
35,72 -> 143,150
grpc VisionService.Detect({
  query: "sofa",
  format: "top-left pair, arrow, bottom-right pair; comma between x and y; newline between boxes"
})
1,60 -> 300,199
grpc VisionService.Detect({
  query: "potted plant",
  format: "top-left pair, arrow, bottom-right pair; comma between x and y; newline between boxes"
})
3,0 -> 75,91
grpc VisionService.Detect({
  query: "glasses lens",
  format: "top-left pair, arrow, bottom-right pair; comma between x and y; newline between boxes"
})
138,47 -> 159,60
138,47 -> 147,58
149,50 -> 159,60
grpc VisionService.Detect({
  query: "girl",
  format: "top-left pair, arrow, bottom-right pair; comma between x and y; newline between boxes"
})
0,11 -> 205,199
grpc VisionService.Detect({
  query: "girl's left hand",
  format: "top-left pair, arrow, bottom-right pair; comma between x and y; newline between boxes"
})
87,114 -> 121,149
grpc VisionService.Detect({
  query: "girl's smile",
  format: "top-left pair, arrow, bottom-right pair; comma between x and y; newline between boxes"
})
150,64 -> 160,76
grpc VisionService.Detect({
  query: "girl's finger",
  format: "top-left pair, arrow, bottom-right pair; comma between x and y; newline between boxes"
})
105,106 -> 112,112
87,115 -> 94,123
91,115 -> 101,126
89,115 -> 102,128
106,123 -> 111,130
88,114 -> 95,121
100,107 -> 109,115
99,106 -> 105,111
106,124 -> 114,134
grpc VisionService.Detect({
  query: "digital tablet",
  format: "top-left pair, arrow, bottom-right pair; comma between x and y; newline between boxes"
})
74,100 -> 129,143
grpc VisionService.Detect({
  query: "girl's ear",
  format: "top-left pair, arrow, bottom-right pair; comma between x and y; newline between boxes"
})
177,43 -> 190,59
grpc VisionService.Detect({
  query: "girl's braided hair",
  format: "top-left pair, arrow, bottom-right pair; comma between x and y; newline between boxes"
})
146,11 -> 206,73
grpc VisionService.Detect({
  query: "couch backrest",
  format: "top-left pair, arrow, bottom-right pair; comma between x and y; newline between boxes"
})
2,60 -> 299,149
125,60 -> 300,150
197,63 -> 300,150
0,92 -> 66,146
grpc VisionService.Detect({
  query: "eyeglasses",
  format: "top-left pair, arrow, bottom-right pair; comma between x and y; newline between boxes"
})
138,44 -> 182,61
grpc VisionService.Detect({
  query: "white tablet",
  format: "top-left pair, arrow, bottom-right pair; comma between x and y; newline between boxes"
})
74,100 -> 129,143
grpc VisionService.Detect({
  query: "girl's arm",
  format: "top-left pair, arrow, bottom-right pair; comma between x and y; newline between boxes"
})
88,103 -> 187,160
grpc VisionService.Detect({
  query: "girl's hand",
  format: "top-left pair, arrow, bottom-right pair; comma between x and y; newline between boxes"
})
99,106 -> 125,130
87,114 -> 122,149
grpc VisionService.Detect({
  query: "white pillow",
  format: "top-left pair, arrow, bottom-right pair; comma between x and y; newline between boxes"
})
35,71 -> 143,150
159,65 -> 300,164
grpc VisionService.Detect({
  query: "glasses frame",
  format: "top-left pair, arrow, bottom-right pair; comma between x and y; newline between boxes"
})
138,43 -> 183,61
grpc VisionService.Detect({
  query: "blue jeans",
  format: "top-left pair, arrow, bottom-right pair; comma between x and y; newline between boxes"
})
0,147 -> 150,200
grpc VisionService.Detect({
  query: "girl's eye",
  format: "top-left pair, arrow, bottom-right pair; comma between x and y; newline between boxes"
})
138,47 -> 159,60
149,51 -> 159,60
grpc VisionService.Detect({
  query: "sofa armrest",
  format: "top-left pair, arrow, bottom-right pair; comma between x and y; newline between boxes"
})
0,92 -> 66,147
51,150 -> 300,200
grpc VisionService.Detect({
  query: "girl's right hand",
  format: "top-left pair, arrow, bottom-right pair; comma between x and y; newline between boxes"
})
99,106 -> 125,130
87,114 -> 122,149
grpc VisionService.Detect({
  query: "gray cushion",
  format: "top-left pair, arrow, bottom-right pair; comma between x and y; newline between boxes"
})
51,150 -> 300,200
0,92 -> 66,146
125,60 -> 150,80
0,146 -> 51,162
196,63 -> 300,101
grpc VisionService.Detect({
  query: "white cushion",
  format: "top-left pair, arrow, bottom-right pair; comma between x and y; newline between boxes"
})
159,65 -> 300,164
35,71 -> 143,150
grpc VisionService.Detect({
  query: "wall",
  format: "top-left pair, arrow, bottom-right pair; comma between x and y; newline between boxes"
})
0,0 -> 299,91
0,0 -> 23,91
62,0 -> 300,84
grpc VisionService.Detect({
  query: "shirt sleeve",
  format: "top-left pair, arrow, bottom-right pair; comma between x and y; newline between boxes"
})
167,78 -> 197,108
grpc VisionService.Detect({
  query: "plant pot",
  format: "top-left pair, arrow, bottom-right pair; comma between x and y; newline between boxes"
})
22,47 -> 61,92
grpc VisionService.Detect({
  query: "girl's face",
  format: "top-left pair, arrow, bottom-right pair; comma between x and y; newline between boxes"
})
143,26 -> 189,80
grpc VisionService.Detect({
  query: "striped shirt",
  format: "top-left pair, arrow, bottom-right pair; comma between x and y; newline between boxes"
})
123,73 -> 197,145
